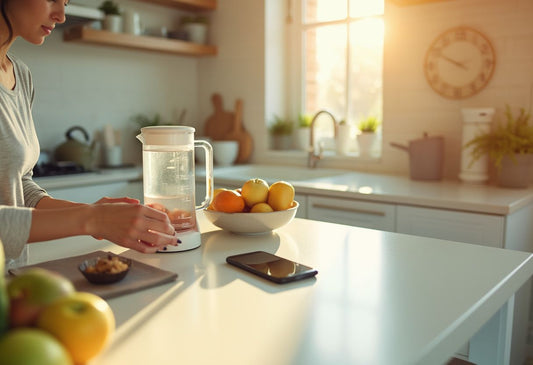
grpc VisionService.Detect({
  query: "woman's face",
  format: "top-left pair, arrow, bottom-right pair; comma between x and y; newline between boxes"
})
5,0 -> 67,45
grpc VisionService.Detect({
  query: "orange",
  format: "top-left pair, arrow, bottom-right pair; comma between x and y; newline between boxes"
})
212,190 -> 246,213
241,178 -> 269,207
208,188 -> 228,210
267,181 -> 295,211
250,202 -> 274,213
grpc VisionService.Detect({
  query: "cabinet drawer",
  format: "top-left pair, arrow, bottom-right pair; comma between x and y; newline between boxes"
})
396,206 -> 504,248
307,196 -> 396,231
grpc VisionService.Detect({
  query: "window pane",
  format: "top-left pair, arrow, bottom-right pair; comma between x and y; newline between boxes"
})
348,18 -> 383,124
304,24 -> 347,120
304,0 -> 347,23
349,0 -> 384,18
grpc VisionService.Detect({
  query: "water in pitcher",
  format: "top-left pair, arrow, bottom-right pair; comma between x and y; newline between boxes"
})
143,146 -> 196,231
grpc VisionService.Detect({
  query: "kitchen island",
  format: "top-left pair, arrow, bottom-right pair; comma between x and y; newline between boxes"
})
21,212 -> 533,365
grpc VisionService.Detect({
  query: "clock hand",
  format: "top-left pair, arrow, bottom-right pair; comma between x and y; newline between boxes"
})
439,54 -> 468,70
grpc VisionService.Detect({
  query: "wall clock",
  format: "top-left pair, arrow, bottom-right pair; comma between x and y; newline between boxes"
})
424,26 -> 496,99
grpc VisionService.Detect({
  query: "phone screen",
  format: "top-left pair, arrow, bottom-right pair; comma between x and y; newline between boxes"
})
226,251 -> 318,284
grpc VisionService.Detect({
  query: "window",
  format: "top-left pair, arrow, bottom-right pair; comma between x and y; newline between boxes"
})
290,0 -> 384,155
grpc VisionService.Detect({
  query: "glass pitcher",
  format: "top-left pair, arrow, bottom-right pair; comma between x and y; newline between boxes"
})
136,126 -> 213,234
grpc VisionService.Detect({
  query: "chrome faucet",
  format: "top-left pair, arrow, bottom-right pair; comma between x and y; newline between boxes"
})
308,110 -> 338,168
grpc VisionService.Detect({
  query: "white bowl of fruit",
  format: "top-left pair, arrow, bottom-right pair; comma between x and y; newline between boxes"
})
204,179 -> 298,235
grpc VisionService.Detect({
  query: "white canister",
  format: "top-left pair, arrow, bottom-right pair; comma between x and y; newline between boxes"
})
459,108 -> 495,183
124,11 -> 141,36
184,23 -> 208,44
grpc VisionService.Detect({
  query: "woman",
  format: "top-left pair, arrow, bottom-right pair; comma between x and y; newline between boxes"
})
0,0 -> 178,267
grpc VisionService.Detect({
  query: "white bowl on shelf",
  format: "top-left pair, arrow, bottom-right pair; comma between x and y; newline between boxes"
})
212,140 -> 239,166
204,201 -> 299,235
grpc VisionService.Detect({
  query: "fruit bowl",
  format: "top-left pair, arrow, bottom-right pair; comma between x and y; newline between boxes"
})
79,256 -> 132,285
204,201 -> 299,235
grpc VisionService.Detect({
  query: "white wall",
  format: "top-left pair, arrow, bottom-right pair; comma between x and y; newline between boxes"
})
198,0 -> 533,181
382,0 -> 533,180
9,0 -> 533,180
10,0 -> 200,165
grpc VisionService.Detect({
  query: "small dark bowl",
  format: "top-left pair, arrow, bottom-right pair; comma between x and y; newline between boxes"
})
78,256 -> 132,285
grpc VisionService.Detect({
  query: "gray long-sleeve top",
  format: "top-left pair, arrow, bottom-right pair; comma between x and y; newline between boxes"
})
1,53 -> 49,263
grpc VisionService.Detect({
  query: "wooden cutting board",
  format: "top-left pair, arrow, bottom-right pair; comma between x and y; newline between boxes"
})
226,99 -> 253,163
204,94 -> 253,163
204,93 -> 234,141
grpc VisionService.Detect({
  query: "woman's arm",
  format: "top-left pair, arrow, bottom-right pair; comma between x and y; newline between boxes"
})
30,197 -> 178,253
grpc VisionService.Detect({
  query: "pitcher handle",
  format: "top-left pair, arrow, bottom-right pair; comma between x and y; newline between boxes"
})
195,140 -> 214,210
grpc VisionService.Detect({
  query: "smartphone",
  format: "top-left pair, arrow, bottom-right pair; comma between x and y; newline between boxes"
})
226,251 -> 318,284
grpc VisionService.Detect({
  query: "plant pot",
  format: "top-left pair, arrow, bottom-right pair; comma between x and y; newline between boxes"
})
357,132 -> 377,157
103,15 -> 123,33
497,154 -> 533,188
295,128 -> 310,151
271,135 -> 292,150
184,23 -> 208,44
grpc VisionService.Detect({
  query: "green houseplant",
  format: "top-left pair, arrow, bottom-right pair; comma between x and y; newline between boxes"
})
98,0 -> 120,15
464,105 -> 533,188
269,116 -> 294,150
357,116 -> 381,157
357,116 -> 381,133
99,0 -> 122,33
180,15 -> 209,44
295,113 -> 312,150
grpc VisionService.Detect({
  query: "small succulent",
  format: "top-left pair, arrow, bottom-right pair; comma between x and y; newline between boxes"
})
98,0 -> 121,15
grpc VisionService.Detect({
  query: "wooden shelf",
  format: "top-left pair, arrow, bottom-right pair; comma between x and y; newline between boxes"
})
388,0 -> 451,5
63,26 -> 217,57
137,0 -> 216,11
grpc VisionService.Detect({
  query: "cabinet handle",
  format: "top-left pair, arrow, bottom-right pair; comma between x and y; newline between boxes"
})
312,203 -> 386,217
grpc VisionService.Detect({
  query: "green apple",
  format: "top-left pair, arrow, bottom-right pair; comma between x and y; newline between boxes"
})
0,240 -> 8,335
7,268 -> 75,327
0,328 -> 73,365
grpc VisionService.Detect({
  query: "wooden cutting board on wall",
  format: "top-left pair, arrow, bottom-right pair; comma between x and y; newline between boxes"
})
204,93 -> 253,163
204,93 -> 234,140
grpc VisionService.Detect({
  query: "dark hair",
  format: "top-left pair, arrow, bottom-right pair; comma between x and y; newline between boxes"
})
1,0 -> 14,46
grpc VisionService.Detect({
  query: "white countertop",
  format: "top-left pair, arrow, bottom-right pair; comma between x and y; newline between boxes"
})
23,213 -> 533,365
200,165 -> 533,215
32,164 -> 533,215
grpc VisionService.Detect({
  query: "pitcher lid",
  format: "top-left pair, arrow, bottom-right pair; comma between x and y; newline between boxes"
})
138,125 -> 196,145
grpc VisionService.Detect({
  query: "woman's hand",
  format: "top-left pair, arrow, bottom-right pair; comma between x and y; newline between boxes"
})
94,196 -> 140,205
86,203 -> 178,253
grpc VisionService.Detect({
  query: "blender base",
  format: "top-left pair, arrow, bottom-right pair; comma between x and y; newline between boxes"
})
158,230 -> 201,253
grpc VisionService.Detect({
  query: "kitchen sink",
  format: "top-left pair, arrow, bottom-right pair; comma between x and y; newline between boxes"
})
204,164 -> 351,183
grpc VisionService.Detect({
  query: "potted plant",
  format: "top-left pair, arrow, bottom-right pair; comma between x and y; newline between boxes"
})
99,0 -> 122,33
357,116 -> 381,157
180,15 -> 209,44
269,116 -> 294,150
464,105 -> 533,188
295,113 -> 312,151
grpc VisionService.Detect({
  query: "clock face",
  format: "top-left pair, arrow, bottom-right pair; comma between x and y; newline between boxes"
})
424,26 -> 496,99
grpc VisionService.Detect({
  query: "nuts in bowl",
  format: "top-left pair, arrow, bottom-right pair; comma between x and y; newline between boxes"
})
204,179 -> 298,234
79,255 -> 132,285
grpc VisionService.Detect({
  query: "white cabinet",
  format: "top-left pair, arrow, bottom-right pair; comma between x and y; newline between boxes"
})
46,181 -> 130,203
396,206 -> 505,248
307,196 -> 396,232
